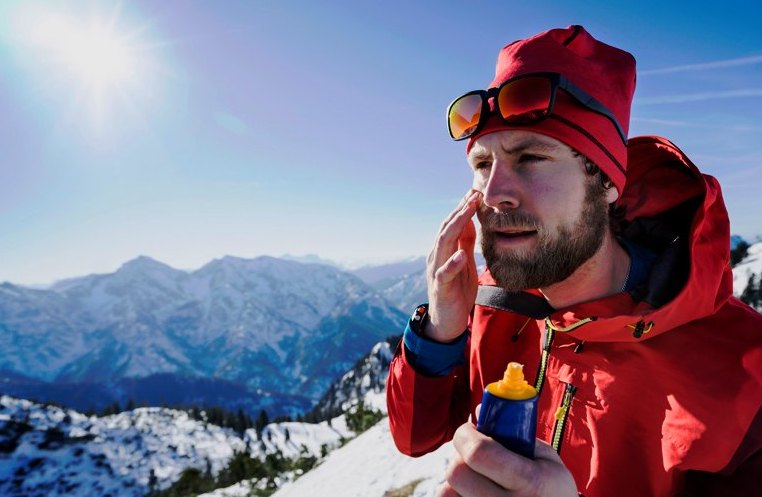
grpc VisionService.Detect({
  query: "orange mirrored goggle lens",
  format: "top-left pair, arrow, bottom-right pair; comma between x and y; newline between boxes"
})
497,76 -> 553,123
448,93 -> 483,140
448,76 -> 556,141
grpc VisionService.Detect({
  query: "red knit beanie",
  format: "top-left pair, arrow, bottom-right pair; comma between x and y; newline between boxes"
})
467,25 -> 636,193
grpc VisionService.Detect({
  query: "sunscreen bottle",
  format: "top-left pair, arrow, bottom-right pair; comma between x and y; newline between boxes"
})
476,362 -> 538,459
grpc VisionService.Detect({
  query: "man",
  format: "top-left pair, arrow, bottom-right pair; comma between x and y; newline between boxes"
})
386,25 -> 762,497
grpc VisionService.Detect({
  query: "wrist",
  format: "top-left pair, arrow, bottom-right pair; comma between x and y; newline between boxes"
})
410,304 -> 468,344
426,319 -> 465,344
413,304 -> 464,344
403,305 -> 469,377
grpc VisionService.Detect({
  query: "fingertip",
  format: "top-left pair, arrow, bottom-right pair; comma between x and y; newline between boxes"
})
453,418 -> 484,448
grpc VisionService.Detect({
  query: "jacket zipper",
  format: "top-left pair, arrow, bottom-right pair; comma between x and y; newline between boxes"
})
534,318 -> 589,454
534,318 -> 594,395
533,324 -> 555,396
551,382 -> 577,453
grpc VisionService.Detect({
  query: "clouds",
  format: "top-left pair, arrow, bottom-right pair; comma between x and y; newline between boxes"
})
638,88 -> 762,105
637,53 -> 762,104
640,54 -> 762,75
632,117 -> 762,132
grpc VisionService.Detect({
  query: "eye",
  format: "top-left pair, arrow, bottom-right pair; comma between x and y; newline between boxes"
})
472,160 -> 492,171
518,154 -> 546,163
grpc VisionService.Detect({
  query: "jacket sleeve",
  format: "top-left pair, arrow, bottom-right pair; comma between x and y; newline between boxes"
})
386,336 -> 472,457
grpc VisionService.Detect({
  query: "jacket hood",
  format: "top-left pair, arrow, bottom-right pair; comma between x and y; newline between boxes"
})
478,135 -> 733,342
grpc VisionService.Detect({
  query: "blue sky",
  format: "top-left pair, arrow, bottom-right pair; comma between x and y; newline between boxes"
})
1,0 -> 761,285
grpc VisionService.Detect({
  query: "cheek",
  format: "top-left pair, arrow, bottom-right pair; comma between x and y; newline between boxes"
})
471,173 -> 488,192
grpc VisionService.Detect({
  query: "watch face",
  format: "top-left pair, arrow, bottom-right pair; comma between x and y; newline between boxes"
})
411,304 -> 429,334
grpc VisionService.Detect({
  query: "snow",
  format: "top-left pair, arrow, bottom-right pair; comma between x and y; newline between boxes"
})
199,480 -> 252,497
0,396 -> 360,496
271,419 -> 451,497
733,241 -> 762,297
253,417 -> 352,460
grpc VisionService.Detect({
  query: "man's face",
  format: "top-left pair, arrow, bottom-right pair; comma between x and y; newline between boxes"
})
468,130 -> 610,291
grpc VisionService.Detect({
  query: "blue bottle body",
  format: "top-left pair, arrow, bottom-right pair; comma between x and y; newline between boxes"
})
476,389 -> 538,459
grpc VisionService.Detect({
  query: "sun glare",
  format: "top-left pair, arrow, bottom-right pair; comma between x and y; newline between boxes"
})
55,23 -> 137,89
11,3 -> 161,135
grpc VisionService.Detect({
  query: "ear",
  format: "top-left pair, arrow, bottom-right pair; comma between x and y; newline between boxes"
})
606,186 -> 620,204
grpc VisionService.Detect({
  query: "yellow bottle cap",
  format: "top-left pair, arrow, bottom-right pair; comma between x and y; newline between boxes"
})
486,362 -> 537,400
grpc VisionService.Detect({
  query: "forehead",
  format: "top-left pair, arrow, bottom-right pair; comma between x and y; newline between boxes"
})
467,130 -> 575,161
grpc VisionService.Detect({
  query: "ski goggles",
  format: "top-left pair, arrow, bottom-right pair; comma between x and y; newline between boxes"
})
447,72 -> 627,143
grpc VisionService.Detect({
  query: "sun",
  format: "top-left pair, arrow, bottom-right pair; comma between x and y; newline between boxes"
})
9,3 -> 161,131
52,20 -> 137,91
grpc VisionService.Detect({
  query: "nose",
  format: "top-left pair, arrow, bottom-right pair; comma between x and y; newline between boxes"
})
475,160 -> 521,210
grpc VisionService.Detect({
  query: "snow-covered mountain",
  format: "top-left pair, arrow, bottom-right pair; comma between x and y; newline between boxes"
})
197,335 -> 451,497
351,257 -> 427,287
0,394 -> 358,497
271,419 -> 450,497
309,338 -> 397,421
733,241 -> 762,310
0,332 -> 449,497
0,256 -> 406,416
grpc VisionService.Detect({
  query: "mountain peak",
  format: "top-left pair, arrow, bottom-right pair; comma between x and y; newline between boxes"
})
119,256 -> 175,273
281,254 -> 341,268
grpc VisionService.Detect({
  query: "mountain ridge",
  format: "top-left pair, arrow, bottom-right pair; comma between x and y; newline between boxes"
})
0,255 -> 406,416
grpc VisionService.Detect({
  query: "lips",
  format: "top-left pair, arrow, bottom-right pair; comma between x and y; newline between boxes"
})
493,229 -> 538,239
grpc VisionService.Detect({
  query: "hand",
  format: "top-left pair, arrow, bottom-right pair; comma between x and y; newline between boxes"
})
425,190 -> 481,343
438,422 -> 578,497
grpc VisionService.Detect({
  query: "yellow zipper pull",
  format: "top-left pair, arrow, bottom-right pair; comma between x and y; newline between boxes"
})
554,405 -> 567,421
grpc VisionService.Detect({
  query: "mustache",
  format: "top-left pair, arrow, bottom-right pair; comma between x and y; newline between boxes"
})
478,207 -> 540,231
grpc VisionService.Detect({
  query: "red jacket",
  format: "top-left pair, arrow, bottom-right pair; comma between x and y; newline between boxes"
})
387,136 -> 762,497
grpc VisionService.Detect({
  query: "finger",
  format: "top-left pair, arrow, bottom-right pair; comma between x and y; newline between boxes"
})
533,438 -> 564,464
452,422 -> 537,493
434,250 -> 468,286
438,191 -> 481,244
459,217 -> 477,249
445,453 -> 508,497
433,194 -> 480,269
440,190 -> 482,231
458,218 -> 477,275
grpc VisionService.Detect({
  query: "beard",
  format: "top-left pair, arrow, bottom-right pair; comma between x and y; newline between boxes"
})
479,178 -> 610,291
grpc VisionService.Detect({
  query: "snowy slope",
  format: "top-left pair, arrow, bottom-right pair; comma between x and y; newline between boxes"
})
271,420 -> 451,497
0,395 -> 354,497
203,334 -> 453,497
733,241 -> 762,299
310,340 -> 395,420
201,418 -> 451,497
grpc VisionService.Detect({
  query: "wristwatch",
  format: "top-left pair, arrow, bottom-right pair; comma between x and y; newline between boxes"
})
410,304 -> 430,336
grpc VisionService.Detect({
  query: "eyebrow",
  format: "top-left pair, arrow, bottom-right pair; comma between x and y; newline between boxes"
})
501,138 -> 563,156
468,138 -> 564,162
